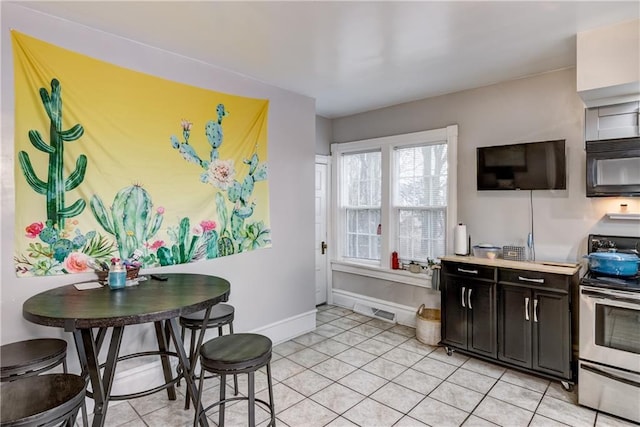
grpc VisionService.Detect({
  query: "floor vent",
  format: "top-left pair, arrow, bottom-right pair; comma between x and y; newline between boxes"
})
353,303 -> 397,323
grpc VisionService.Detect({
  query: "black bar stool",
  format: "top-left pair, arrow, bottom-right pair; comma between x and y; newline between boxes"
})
1,339 -> 88,427
0,373 -> 86,426
1,339 -> 67,382
194,333 -> 275,427
179,303 -> 238,408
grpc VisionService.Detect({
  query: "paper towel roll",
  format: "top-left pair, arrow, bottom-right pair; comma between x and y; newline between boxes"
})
454,223 -> 468,255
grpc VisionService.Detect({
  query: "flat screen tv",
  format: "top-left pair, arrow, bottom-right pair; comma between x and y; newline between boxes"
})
477,139 -> 566,191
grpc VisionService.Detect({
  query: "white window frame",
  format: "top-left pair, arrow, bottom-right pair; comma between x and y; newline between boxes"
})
330,125 -> 458,287
339,149 -> 382,265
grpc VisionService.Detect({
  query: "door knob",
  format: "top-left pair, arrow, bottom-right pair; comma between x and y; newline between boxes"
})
321,241 -> 327,254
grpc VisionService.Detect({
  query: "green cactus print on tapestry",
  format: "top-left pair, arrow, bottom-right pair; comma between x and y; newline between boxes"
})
18,78 -> 87,229
169,103 -> 271,259
90,184 -> 164,261
157,217 -> 220,266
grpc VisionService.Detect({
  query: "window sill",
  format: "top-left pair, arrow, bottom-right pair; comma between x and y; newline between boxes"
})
331,260 -> 434,288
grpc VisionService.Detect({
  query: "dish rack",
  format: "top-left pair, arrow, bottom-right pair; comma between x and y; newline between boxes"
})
503,246 -> 526,261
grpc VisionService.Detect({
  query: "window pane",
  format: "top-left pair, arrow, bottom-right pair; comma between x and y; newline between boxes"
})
347,210 -> 357,232
345,208 -> 381,260
395,144 -> 447,207
358,181 -> 371,205
397,208 -> 446,261
347,234 -> 357,258
342,151 -> 382,262
343,151 -> 381,207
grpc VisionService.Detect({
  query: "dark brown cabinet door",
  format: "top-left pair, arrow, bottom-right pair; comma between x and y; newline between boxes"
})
442,277 -> 467,348
442,273 -> 496,357
532,290 -> 571,378
498,285 -> 532,368
442,261 -> 575,383
467,281 -> 496,358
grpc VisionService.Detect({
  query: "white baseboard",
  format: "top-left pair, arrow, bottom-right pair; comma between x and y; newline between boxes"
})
104,309 -> 317,399
249,309 -> 317,345
332,289 -> 419,327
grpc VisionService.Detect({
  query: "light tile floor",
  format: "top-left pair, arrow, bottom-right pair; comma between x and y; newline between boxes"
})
82,305 -> 638,427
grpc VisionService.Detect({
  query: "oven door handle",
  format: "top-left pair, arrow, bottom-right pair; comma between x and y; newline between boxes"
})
581,363 -> 640,389
581,289 -> 640,306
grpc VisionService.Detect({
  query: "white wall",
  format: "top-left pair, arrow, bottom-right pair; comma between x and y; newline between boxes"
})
1,3 -> 316,369
332,272 -> 439,308
315,115 -> 332,155
332,68 -> 640,304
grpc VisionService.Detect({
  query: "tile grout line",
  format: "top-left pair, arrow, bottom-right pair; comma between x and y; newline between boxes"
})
99,305 -> 619,427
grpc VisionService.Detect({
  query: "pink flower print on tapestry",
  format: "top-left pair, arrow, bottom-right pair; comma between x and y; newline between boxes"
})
181,119 -> 192,132
25,222 -> 44,238
147,240 -> 164,250
200,220 -> 216,232
64,252 -> 92,273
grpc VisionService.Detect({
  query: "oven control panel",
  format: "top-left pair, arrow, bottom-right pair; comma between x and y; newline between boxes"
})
588,234 -> 640,254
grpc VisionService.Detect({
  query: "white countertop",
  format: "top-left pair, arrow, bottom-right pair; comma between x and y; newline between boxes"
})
439,255 -> 582,276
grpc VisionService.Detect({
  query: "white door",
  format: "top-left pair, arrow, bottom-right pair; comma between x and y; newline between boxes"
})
315,159 -> 329,305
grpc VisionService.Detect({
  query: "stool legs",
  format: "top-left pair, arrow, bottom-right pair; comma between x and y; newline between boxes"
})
184,323 -> 238,410
219,373 -> 227,427
267,363 -> 275,426
229,324 -> 238,395
80,398 -> 89,427
194,364 -> 275,427
248,371 -> 255,426
194,368 -> 205,427
177,324 -> 187,387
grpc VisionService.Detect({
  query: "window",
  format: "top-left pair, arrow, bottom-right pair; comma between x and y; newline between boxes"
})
332,126 -> 457,272
395,144 -> 447,262
342,151 -> 381,261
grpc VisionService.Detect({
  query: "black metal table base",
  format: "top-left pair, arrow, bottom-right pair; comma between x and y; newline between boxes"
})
72,309 -> 213,427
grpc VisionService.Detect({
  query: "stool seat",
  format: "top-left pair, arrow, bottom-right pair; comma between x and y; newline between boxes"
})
180,303 -> 234,327
1,339 -> 67,380
195,333 -> 275,426
178,303 -> 237,409
0,374 -> 86,426
200,333 -> 272,372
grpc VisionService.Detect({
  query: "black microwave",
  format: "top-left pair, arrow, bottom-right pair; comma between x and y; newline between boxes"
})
586,137 -> 640,197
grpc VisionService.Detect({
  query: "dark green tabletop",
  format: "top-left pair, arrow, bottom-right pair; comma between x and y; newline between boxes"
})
23,274 -> 230,330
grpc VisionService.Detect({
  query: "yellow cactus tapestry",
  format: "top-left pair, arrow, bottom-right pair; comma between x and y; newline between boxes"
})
12,31 -> 271,278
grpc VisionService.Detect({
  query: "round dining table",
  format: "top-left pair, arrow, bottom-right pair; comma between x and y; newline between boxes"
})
23,273 -> 230,427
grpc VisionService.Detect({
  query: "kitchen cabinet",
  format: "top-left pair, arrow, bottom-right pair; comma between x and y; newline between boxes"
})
577,19 -> 640,108
498,270 -> 571,379
440,257 -> 578,385
585,101 -> 640,141
441,262 -> 496,358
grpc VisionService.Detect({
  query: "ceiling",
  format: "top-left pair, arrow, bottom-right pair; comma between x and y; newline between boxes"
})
15,1 -> 640,118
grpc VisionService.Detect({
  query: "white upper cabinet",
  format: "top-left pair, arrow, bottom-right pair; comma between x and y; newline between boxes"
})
577,19 -> 640,108
585,101 -> 640,141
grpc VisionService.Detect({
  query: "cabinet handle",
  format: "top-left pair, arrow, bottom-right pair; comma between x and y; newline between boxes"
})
461,287 -> 466,308
518,276 -> 544,284
525,297 -> 530,321
468,288 -> 472,309
458,268 -> 478,275
533,299 -> 538,323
